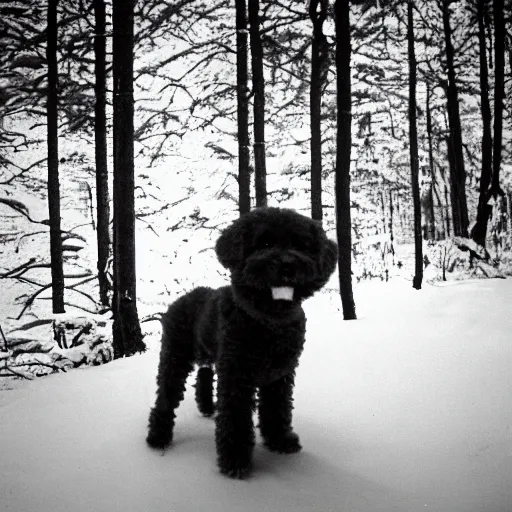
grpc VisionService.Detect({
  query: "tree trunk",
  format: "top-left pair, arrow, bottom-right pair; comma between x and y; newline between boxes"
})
309,0 -> 329,223
334,0 -> 356,320
236,0 -> 251,215
94,0 -> 110,307
432,177 -> 444,240
445,135 -> 458,236
380,189 -> 386,233
248,0 -> 266,208
508,191 -> 512,241
491,0 -> 505,197
47,0 -> 65,314
471,0 -> 494,248
397,194 -> 403,229
408,0 -> 422,290
444,181 -> 451,237
425,82 -> 436,240
441,0 -> 469,237
420,168 -> 435,241
388,188 -> 395,266
112,0 -> 145,358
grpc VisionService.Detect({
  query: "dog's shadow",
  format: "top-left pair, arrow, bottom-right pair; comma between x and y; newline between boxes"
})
150,414 -> 411,510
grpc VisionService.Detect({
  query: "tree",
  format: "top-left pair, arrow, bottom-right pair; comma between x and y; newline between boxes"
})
47,0 -> 65,313
491,0 -> 506,197
471,0 -> 494,249
440,0 -> 469,237
309,0 -> 329,223
248,0 -> 267,207
408,0 -> 423,289
93,0 -> 110,307
334,0 -> 356,320
112,0 -> 145,357
236,0 -> 250,215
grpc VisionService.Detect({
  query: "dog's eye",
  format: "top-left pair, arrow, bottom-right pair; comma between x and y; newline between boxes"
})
292,235 -> 312,251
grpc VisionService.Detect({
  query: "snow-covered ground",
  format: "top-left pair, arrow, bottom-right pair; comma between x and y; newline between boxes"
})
0,278 -> 511,512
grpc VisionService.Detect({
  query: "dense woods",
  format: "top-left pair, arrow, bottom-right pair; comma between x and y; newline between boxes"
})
0,0 -> 511,357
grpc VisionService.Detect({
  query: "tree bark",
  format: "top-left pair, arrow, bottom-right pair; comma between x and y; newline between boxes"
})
508,192 -> 512,238
248,0 -> 266,208
420,168 -> 435,241
471,0 -> 493,248
441,0 -> 469,237
491,0 -> 505,197
236,0 -> 251,215
112,0 -> 145,358
334,0 -> 356,320
380,189 -> 386,233
93,0 -> 111,307
443,180 -> 451,237
388,188 -> 395,266
408,0 -> 422,290
309,0 -> 329,223
424,82 -> 436,240
47,0 -> 65,313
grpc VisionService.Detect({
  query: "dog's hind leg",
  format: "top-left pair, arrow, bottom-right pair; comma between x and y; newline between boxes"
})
258,374 -> 302,454
195,365 -> 215,417
146,308 -> 194,449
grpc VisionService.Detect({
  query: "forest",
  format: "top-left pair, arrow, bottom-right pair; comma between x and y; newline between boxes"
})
0,0 -> 511,368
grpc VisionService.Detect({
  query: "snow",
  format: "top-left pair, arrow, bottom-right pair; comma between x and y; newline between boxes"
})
1,278 -> 511,512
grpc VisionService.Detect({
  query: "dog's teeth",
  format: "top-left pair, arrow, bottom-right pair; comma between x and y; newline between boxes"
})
271,287 -> 294,301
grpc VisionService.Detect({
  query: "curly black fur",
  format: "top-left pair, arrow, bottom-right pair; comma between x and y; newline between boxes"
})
146,207 -> 337,478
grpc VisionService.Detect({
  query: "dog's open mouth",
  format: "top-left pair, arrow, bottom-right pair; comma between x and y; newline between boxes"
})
271,286 -> 294,301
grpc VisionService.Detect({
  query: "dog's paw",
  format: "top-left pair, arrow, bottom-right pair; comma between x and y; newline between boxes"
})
146,407 -> 175,449
263,431 -> 302,454
219,461 -> 252,479
146,429 -> 172,449
146,416 -> 173,449
198,402 -> 216,418
217,450 -> 253,479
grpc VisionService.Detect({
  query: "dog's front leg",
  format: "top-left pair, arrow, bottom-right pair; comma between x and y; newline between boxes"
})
215,371 -> 256,479
258,374 -> 302,454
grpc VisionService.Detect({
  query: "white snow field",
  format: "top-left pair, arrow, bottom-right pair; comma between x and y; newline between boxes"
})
1,278 -> 511,512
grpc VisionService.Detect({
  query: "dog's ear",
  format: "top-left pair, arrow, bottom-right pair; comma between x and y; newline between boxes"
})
215,219 -> 244,270
310,221 -> 338,284
322,237 -> 338,279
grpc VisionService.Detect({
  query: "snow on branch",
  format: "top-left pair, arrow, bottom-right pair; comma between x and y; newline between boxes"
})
0,197 -> 49,224
452,236 -> 488,260
0,157 -> 46,185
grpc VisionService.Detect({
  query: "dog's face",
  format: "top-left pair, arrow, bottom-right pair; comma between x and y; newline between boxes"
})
216,207 -> 338,319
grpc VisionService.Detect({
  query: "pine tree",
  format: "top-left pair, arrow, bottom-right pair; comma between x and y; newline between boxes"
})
334,0 -> 356,320
47,0 -> 65,313
491,0 -> 506,197
471,0 -> 494,250
440,0 -> 469,237
112,0 -> 145,357
93,0 -> 110,307
309,0 -> 329,223
249,0 -> 267,207
236,0 -> 251,215
408,0 -> 423,289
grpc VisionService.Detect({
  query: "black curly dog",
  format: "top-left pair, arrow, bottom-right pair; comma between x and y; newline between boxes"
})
146,207 -> 337,478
